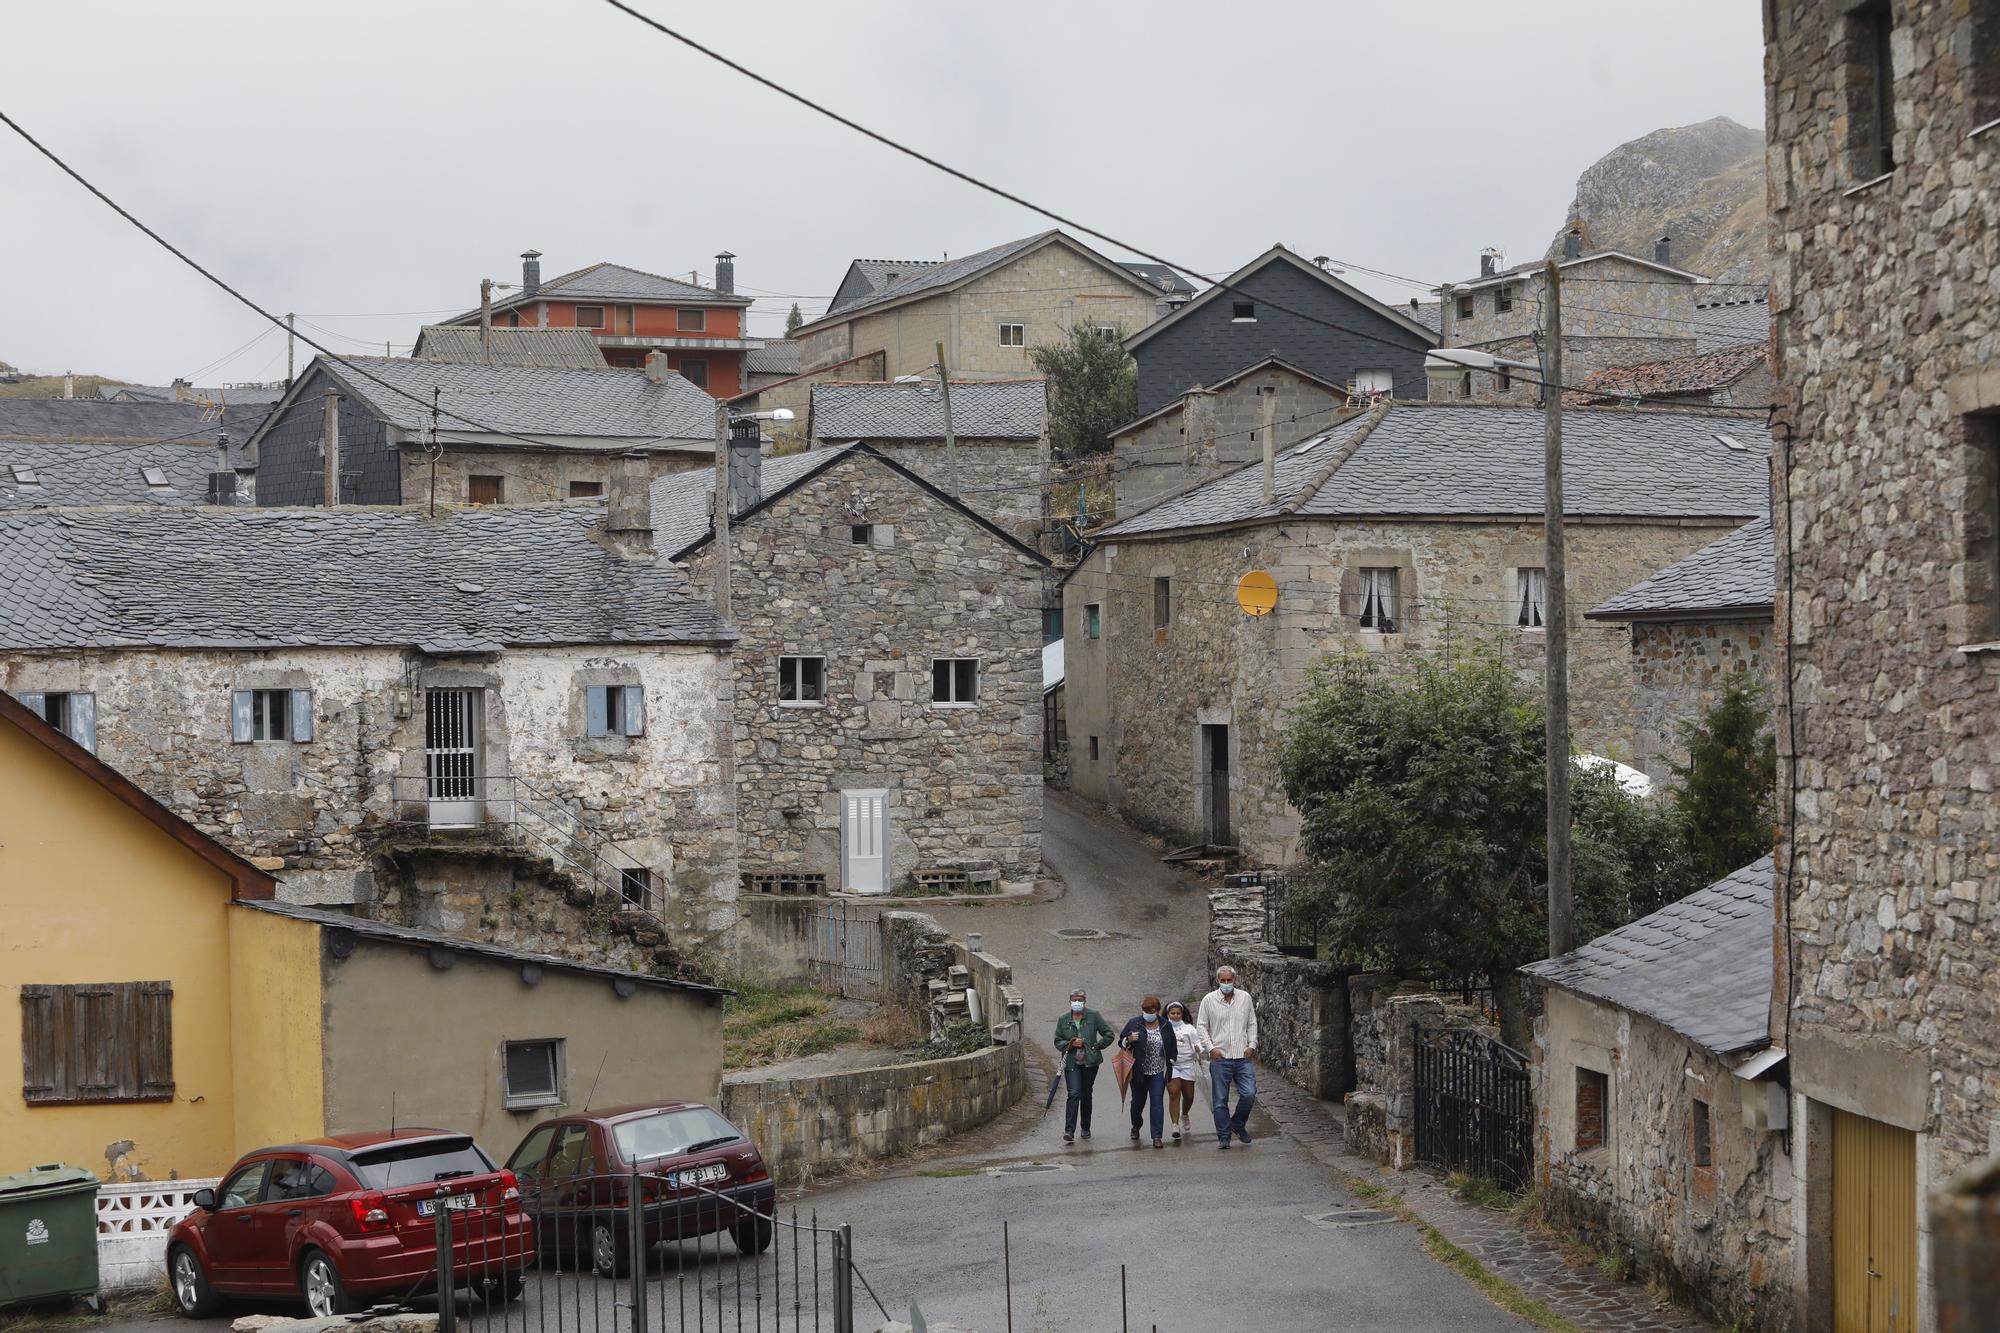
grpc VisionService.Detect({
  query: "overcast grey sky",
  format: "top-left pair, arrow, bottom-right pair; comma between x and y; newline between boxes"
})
0,0 -> 1766,386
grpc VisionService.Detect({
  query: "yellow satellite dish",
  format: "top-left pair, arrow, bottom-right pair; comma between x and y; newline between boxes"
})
1237,570 -> 1278,616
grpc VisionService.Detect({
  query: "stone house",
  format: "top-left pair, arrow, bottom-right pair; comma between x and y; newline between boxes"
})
1523,859 -> 1795,1329
248,354 -> 719,508
1122,243 -> 1439,419
1569,343 -> 1776,410
742,339 -> 802,391
793,231 -> 1167,380
1765,2 -> 2000,1327
652,439 -> 1046,895
725,350 -> 887,455
0,493 -> 743,963
1586,516 -> 1775,786
807,378 -> 1049,540
1063,401 -> 1770,864
1108,355 -> 1357,517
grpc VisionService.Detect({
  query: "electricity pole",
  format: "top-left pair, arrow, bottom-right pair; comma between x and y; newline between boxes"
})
480,280 -> 495,364
321,389 -> 341,507
935,341 -> 959,492
285,313 -> 296,386
1260,385 -> 1277,504
1541,258 -> 1572,958
711,400 -> 732,618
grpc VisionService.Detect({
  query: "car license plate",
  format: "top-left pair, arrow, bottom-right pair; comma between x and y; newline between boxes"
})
668,1164 -> 727,1189
417,1193 -> 478,1216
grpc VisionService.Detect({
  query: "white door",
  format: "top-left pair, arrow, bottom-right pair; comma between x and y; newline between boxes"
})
842,789 -> 888,894
425,688 -> 483,827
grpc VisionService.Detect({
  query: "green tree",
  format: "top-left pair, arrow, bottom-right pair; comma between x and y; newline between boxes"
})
1029,323 -> 1137,461
1276,643 -> 1696,1038
1671,672 -> 1777,882
784,303 -> 804,337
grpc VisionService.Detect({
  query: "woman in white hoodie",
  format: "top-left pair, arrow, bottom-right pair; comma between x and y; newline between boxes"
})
1163,999 -> 1205,1142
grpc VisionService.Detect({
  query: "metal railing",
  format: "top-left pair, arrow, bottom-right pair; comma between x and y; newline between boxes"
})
434,1170 -> 884,1333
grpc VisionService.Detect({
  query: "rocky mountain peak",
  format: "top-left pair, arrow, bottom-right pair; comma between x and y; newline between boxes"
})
1548,116 -> 1768,282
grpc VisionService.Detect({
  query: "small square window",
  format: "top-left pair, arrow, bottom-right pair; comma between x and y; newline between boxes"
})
574,305 -> 606,329
14,690 -> 96,752
1495,284 -> 1515,314
1153,577 -> 1172,630
1691,1099 -> 1713,1168
676,357 -> 709,389
569,480 -> 604,499
1516,568 -> 1547,629
1498,366 -> 1512,392
1847,0 -> 1898,178
1576,1067 -> 1608,1151
998,323 -> 1025,347
1456,295 -> 1474,321
1231,302 -> 1257,323
931,658 -> 979,706
851,524 -> 873,545
503,1039 -> 563,1109
619,867 -> 654,908
1085,603 -> 1101,640
469,475 -> 505,505
586,684 -> 646,738
1088,736 -> 1100,761
677,308 -> 707,332
1358,567 -> 1399,633
779,656 -> 826,706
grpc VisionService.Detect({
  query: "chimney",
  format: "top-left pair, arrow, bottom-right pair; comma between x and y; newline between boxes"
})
171,377 -> 192,403
606,453 -> 653,554
62,373 -> 74,399
727,416 -> 762,513
1478,249 -> 1498,279
643,349 -> 673,385
521,249 -> 542,297
1654,234 -> 1672,266
1563,228 -> 1583,261
208,434 -> 236,505
714,251 -> 735,295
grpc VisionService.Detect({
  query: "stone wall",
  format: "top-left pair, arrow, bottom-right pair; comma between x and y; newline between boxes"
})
686,451 -> 1043,893
1619,620 -> 1775,785
1441,253 -> 1699,347
1112,366 -> 1348,517
1427,335 -> 1702,405
1205,876 -> 1353,1099
858,437 -> 1045,544
395,444 -> 709,507
1340,993 -> 1488,1170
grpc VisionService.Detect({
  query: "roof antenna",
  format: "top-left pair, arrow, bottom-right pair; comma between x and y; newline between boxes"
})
582,1052 -> 610,1113
390,1090 -> 397,1137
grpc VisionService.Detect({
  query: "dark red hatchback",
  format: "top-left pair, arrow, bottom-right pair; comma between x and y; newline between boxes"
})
166,1130 -> 533,1318
505,1102 -> 775,1277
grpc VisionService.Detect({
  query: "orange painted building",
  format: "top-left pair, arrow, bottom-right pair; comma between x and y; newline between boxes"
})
445,251 -> 758,398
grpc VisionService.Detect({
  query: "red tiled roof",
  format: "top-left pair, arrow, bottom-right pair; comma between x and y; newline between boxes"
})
1567,343 -> 1769,405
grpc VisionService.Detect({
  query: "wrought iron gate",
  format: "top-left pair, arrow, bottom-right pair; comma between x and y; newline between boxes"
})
1414,1027 -> 1533,1190
803,903 -> 882,998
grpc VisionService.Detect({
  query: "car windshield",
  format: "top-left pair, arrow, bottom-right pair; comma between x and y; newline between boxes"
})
613,1109 -> 742,1163
348,1137 -> 494,1190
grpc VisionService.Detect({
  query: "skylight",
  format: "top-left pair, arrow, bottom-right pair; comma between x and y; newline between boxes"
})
9,465 -> 38,484
1713,433 -> 1747,452
141,466 -> 171,487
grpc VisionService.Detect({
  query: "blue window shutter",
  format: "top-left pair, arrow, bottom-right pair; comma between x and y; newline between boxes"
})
231,690 -> 253,743
14,691 -> 44,717
585,686 -> 609,738
70,692 -> 97,753
621,685 -> 645,737
290,689 -> 314,743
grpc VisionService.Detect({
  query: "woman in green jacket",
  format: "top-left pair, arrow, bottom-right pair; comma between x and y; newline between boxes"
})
1053,988 -> 1115,1143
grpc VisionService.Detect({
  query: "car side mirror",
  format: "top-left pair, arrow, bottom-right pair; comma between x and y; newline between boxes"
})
192,1188 -> 217,1210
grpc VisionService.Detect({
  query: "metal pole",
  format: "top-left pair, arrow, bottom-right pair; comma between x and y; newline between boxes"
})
1120,1264 -> 1128,1333
833,1224 -> 854,1333
1003,1219 -> 1013,1333
713,401 -> 732,618
285,312 -> 296,386
935,342 -> 959,492
435,1201 -> 457,1333
1542,258 -> 1572,958
627,1170 -> 648,1333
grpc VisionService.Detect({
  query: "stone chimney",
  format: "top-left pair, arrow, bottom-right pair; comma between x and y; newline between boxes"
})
1655,234 -> 1672,266
521,249 -> 542,297
727,417 -> 762,513
643,349 -> 673,384
1478,249 -> 1500,279
62,373 -> 74,400
606,453 -> 653,555
714,251 -> 735,295
171,377 -> 193,403
1563,228 -> 1583,261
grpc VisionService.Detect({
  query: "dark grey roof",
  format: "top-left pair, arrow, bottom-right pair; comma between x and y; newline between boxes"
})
1123,263 -> 1195,296
292,356 -> 717,447
0,504 -> 734,651
411,326 -> 609,370
845,258 -> 939,297
1588,516 -> 1773,621
1521,858 -> 1774,1056
0,441 -> 221,509
1693,298 -> 1772,354
0,398 -> 271,467
810,379 -> 1046,441
822,233 -> 1057,319
1102,403 -> 1771,537
650,446 -> 856,556
106,384 -> 286,407
1409,302 -> 1442,334
456,262 -> 752,321
743,341 -> 802,378
234,901 -> 731,998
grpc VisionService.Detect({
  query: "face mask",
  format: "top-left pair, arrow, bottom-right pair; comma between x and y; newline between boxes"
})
1143,1012 -> 1159,1024
1220,982 -> 1235,996
1071,1001 -> 1085,1013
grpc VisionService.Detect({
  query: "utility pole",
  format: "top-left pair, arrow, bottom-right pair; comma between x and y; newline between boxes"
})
480,280 -> 495,364
1260,385 -> 1277,504
711,400 -> 732,618
1542,258 -> 1572,958
322,389 -> 341,507
285,313 -> 296,386
935,341 -> 959,492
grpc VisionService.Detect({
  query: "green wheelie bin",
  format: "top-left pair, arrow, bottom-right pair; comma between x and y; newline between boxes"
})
0,1163 -> 102,1312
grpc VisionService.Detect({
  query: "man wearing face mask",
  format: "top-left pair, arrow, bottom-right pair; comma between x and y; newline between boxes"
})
1196,965 -> 1259,1149
1117,995 -> 1177,1148
1052,988 -> 1114,1144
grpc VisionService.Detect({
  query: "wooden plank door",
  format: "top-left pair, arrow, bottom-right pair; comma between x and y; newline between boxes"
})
1832,1108 -> 1918,1332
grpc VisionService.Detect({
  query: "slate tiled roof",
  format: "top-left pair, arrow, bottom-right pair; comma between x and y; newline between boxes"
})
844,258 -> 939,299
106,384 -> 286,407
1693,298 -> 1773,354
1409,301 -> 1442,334
743,340 -> 802,378
0,504 -> 733,650
1123,263 -> 1194,296
823,233 -> 1059,319
411,326 -> 609,370
1102,403 -> 1771,537
810,379 -> 1046,441
1568,343 -> 1769,405
1588,516 -> 1773,621
459,262 -> 752,320
0,398 -> 269,469
1521,858 -> 1775,1056
0,441 -> 220,509
309,356 -> 718,445
649,446 -> 856,557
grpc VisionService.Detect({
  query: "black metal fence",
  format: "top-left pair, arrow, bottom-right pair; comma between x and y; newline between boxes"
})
1413,1027 -> 1534,1191
1224,870 -> 1323,958
430,1172 -> 885,1333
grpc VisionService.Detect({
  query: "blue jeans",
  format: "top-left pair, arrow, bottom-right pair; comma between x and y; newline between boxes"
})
1063,1062 -> 1100,1135
1211,1058 -> 1256,1142
1129,1071 -> 1167,1140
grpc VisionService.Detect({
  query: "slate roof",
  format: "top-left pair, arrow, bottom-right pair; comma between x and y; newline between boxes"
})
810,379 -> 1046,441
452,262 -> 751,321
277,356 -> 718,448
1567,343 -> 1769,405
0,398 -> 269,469
743,340 -> 802,378
1693,298 -> 1773,354
1123,244 -> 1440,353
106,384 -> 287,407
842,258 -> 940,301
1122,263 -> 1195,296
1588,516 -> 1773,621
1521,858 -> 1775,1056
1408,301 -> 1442,335
0,441 -> 220,509
1101,403 -> 1772,537
235,901 -> 731,998
649,447 -> 852,557
822,234 -> 1055,319
0,504 -> 734,651
1453,248 -> 1709,292
411,326 -> 609,370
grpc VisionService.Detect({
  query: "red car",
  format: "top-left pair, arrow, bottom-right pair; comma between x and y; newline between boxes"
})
166,1130 -> 533,1318
505,1102 -> 775,1277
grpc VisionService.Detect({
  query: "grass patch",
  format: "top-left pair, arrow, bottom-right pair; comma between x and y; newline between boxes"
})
1446,1169 -> 1519,1212
724,983 -> 858,1069
859,1002 -> 924,1049
916,1167 -> 980,1178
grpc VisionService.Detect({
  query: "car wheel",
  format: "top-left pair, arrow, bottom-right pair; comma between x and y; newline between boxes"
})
299,1250 -> 357,1318
591,1221 -> 628,1279
730,1216 -> 774,1257
168,1247 -> 223,1319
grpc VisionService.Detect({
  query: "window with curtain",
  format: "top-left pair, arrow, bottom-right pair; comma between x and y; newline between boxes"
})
1358,567 -> 1399,632
1517,568 -> 1547,628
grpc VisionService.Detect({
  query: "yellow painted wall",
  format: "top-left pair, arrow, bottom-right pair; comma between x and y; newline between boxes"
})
0,719 -> 241,1181
227,908 -> 326,1150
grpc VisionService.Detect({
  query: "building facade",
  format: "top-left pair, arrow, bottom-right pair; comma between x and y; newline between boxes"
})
1766,2 -> 2000,1328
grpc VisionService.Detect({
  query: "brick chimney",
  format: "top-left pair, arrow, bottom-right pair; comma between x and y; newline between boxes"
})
714,251 -> 735,295
1655,234 -> 1672,266
605,453 -> 653,555
521,249 -> 542,297
727,417 -> 762,513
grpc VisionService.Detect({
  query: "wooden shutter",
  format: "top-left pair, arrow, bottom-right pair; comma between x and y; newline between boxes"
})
620,685 -> 645,737
1338,566 -> 1360,623
232,690 -> 254,742
1399,566 -> 1419,630
20,984 -> 64,1103
71,984 -> 119,1099
135,982 -> 174,1099
289,690 -> 314,743
14,690 -> 44,716
585,686 -> 609,738
69,692 -> 97,752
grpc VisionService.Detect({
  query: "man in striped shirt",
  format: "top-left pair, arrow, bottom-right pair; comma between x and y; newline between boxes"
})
1196,964 -> 1259,1149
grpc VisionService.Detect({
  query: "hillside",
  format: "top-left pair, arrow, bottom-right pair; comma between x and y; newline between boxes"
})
0,374 -> 137,400
1548,117 -> 1768,282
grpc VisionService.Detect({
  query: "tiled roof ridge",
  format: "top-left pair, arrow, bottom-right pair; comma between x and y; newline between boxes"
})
1280,400 -> 1390,516
333,354 -> 648,378
815,376 -> 1049,387
1387,396 -> 1767,420
537,259 -> 746,301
